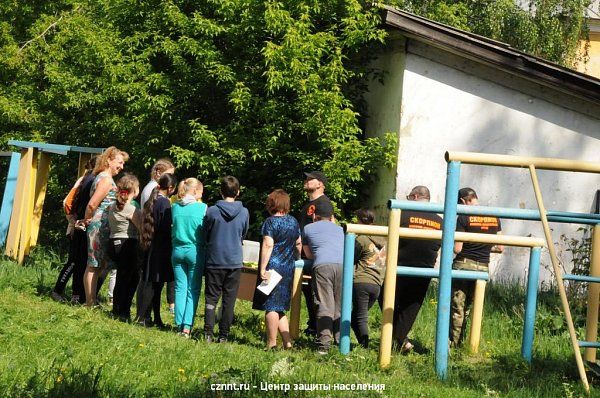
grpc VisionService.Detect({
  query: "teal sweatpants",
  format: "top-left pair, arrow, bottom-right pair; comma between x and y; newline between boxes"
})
172,246 -> 203,330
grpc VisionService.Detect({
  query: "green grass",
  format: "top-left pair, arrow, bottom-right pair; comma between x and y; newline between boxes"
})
0,251 -> 597,397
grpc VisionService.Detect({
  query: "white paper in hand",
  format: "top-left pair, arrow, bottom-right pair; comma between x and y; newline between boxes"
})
256,270 -> 282,296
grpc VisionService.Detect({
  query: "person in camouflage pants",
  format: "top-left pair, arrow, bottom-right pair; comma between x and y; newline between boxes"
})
450,188 -> 502,347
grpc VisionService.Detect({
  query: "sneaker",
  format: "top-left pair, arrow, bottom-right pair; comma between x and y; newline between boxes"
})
304,327 -> 317,336
137,319 -> 154,328
401,340 -> 414,354
317,349 -> 329,356
169,306 -> 175,314
218,336 -> 228,344
204,334 -> 214,343
177,331 -> 191,339
50,291 -> 65,302
70,295 -> 81,305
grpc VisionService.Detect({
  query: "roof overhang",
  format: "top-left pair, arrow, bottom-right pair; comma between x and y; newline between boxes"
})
382,6 -> 600,106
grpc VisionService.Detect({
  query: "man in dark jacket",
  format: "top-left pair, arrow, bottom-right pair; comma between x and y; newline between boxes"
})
203,176 -> 249,343
393,185 -> 442,353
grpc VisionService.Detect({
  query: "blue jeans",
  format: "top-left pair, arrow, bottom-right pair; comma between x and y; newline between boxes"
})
172,246 -> 203,330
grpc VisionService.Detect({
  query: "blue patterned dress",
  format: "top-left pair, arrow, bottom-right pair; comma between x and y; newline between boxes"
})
252,215 -> 301,312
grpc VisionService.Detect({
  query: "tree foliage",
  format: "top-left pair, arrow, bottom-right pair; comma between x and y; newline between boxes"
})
0,0 -> 590,241
392,0 -> 591,66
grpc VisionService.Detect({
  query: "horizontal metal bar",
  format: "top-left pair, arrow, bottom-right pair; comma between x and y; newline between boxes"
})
295,259 -> 312,269
344,224 -> 388,236
69,146 -> 105,154
547,216 -> 600,225
8,140 -> 105,155
547,211 -> 600,220
8,140 -> 71,154
578,341 -> 600,348
397,266 -> 489,281
388,200 -> 600,224
445,151 -> 600,173
563,274 -> 600,284
343,224 -> 545,247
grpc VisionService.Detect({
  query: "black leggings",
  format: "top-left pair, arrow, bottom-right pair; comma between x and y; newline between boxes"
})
166,281 -> 175,305
53,229 -> 86,303
351,282 -> 380,348
136,281 -> 164,326
108,238 -> 139,319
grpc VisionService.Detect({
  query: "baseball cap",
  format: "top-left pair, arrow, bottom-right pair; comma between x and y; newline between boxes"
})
304,171 -> 327,186
313,200 -> 334,218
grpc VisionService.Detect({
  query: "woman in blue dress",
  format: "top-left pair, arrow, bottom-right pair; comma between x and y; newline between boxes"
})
252,189 -> 301,350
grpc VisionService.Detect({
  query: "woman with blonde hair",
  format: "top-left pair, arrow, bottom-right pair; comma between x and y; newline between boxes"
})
82,146 -> 129,307
171,178 -> 207,337
140,158 -> 175,207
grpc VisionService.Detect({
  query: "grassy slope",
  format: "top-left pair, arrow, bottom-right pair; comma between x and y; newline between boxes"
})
0,255 -> 597,397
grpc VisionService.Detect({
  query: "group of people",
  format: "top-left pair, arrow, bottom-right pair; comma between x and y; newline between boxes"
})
50,146 -> 502,353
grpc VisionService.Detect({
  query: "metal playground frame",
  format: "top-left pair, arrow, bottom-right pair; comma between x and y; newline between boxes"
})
337,151 -> 600,393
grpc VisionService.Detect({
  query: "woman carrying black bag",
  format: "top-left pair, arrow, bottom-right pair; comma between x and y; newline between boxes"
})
51,156 -> 97,304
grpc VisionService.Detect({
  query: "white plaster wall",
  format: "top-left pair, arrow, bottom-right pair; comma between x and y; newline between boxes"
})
395,53 -> 600,284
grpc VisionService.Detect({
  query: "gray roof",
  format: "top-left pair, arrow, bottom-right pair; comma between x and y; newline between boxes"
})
383,6 -> 600,105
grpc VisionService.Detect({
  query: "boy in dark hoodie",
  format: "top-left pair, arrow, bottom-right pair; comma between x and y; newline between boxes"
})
203,176 -> 250,343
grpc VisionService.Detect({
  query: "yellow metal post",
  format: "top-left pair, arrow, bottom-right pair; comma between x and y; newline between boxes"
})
529,165 -> 589,393
469,280 -> 487,353
379,208 -> 401,368
290,266 -> 304,340
18,149 -> 38,263
77,152 -> 91,178
585,225 -> 600,363
30,152 -> 51,248
4,148 -> 34,260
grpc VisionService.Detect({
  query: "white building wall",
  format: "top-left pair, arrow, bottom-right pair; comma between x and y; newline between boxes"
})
394,53 -> 600,283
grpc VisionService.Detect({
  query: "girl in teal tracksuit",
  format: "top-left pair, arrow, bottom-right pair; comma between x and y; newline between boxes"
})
171,178 -> 207,337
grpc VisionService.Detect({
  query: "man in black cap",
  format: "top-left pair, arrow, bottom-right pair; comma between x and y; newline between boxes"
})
450,187 -> 502,347
302,199 -> 344,354
298,171 -> 333,336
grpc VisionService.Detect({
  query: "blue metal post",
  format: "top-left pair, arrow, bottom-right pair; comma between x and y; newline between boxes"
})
0,152 -> 21,248
522,246 -> 541,362
435,160 -> 461,380
340,232 -> 356,354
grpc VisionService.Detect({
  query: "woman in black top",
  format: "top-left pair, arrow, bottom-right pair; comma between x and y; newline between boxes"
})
135,173 -> 177,327
51,156 -> 97,304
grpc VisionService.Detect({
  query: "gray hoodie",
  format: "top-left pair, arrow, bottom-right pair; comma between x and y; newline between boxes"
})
204,200 -> 250,268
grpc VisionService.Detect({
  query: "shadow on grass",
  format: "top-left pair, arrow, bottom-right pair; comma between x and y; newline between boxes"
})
448,352 -> 587,396
7,362 -> 288,398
